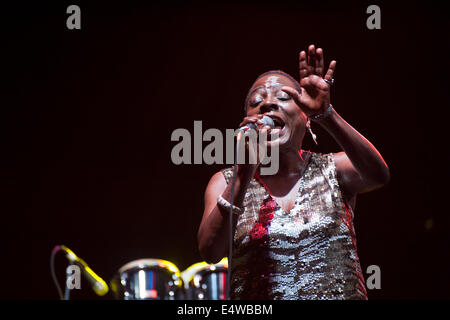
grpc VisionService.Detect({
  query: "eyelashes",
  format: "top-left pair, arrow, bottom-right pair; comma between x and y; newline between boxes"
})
250,98 -> 263,107
249,95 -> 291,107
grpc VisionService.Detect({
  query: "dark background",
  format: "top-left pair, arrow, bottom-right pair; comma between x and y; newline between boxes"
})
2,0 -> 449,300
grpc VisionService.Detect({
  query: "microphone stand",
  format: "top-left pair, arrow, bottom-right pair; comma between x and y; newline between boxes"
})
64,264 -> 72,300
227,132 -> 242,300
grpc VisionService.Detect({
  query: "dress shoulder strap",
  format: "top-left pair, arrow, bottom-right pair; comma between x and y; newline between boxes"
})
221,167 -> 234,184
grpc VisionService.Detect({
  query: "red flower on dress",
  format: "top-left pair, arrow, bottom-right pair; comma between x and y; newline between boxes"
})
250,197 -> 276,240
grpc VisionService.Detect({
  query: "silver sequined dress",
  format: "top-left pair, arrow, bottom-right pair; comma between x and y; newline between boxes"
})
221,151 -> 368,300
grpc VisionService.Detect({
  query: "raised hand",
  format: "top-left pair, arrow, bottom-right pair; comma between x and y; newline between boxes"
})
282,44 -> 336,117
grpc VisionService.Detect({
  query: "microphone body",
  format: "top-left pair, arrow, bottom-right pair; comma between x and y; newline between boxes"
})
239,115 -> 274,132
59,245 -> 109,296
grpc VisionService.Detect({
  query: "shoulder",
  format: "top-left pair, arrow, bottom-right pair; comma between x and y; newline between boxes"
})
204,168 -> 230,198
331,151 -> 347,167
208,169 -> 228,187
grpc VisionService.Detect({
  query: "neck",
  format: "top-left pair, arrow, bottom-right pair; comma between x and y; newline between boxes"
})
268,147 -> 307,178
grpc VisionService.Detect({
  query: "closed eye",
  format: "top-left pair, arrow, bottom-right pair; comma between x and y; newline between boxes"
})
277,92 -> 291,101
250,99 -> 263,107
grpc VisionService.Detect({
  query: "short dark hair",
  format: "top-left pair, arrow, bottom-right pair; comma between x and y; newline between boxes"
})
244,70 -> 301,113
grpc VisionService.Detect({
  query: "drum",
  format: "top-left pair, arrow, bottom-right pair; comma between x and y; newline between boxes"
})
110,259 -> 183,300
181,257 -> 228,300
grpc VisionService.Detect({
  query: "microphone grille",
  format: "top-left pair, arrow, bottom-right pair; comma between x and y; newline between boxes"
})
261,115 -> 275,128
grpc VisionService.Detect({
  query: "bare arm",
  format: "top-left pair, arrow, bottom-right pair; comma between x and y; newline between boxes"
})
197,165 -> 256,264
198,115 -> 270,263
319,111 -> 390,198
282,45 -> 390,200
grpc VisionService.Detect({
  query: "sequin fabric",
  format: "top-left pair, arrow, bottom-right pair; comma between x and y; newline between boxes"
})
221,152 -> 367,300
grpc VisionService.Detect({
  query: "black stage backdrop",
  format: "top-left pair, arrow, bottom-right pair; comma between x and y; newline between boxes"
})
2,0 -> 449,300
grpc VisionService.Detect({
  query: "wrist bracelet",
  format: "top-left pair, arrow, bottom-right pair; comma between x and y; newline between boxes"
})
217,195 -> 243,216
310,104 -> 334,121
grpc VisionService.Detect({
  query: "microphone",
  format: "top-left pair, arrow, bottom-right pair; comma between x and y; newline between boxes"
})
58,245 -> 109,296
239,115 -> 274,132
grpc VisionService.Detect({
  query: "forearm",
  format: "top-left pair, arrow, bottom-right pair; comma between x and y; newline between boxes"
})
198,165 -> 256,263
315,106 -> 390,184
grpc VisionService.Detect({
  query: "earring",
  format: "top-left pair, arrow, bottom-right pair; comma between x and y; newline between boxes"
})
306,120 -> 318,145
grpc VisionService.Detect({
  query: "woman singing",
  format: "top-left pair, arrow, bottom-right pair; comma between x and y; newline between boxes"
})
197,45 -> 390,300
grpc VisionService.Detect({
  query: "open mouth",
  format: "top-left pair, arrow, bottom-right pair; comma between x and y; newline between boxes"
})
267,115 -> 285,130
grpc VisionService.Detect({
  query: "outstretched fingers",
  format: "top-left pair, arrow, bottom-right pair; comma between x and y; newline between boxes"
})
315,48 -> 324,77
300,45 -> 327,78
306,44 -> 315,75
299,50 -> 308,80
324,60 -> 337,81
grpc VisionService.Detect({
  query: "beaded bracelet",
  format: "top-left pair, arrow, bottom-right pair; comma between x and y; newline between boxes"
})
310,104 -> 334,122
217,195 -> 243,216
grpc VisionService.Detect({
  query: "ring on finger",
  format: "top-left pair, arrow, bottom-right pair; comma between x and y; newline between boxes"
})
323,78 -> 335,86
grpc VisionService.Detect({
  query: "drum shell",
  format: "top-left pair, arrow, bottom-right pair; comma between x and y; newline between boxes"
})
111,259 -> 183,300
187,265 -> 228,300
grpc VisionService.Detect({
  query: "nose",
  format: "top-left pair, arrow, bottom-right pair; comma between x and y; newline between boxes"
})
259,97 -> 279,114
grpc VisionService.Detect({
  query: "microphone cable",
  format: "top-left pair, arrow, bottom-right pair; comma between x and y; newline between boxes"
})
50,245 -> 64,300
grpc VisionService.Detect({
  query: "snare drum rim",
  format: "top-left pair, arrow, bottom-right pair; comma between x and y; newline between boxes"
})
181,257 -> 228,285
117,258 -> 181,277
